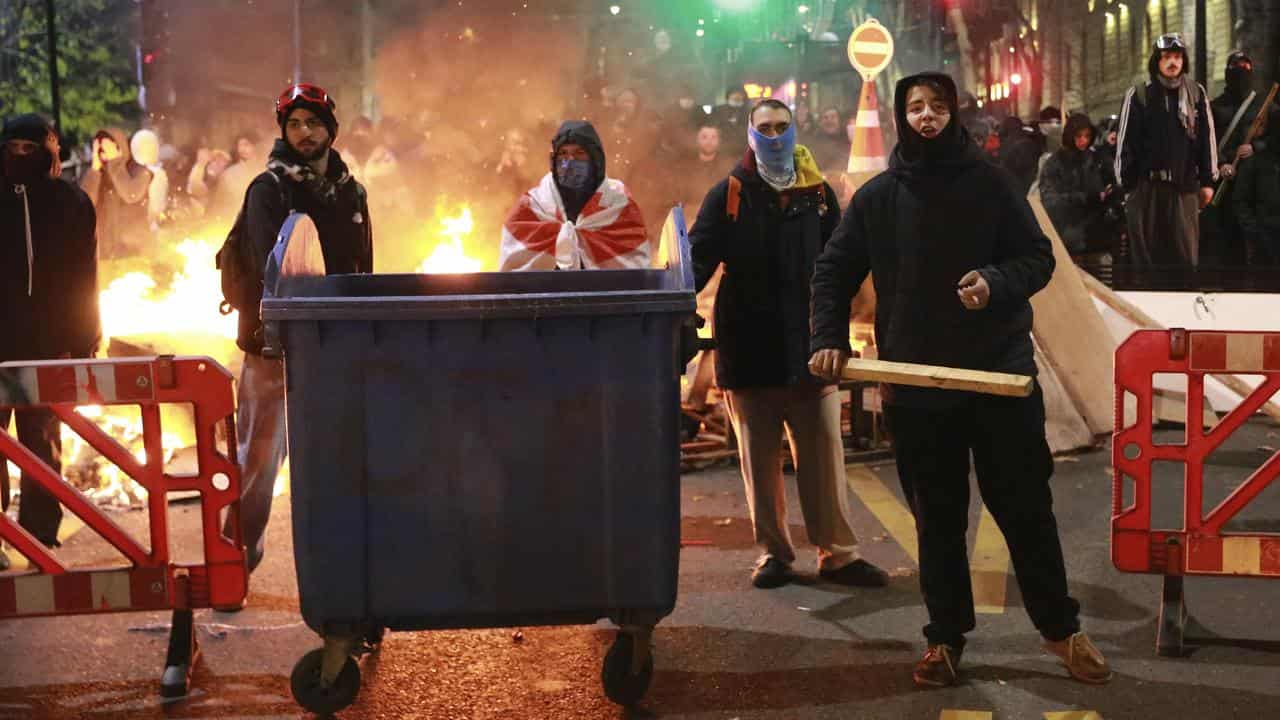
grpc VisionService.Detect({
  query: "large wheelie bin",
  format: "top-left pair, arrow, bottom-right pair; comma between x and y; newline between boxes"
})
262,209 -> 696,715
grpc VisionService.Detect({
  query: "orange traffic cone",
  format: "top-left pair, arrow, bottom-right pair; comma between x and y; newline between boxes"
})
847,78 -> 887,177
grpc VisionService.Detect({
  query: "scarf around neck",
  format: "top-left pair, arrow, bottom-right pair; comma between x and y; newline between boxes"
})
266,138 -> 351,205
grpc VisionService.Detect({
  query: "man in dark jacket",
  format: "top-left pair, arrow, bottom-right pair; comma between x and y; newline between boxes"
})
1114,34 -> 1218,267
0,114 -> 99,565
1232,109 -> 1280,265
1209,51 -> 1267,264
225,83 -> 373,577
997,116 -> 1044,196
1040,113 -> 1112,255
809,73 -> 1111,688
689,99 -> 887,591
78,127 -> 152,258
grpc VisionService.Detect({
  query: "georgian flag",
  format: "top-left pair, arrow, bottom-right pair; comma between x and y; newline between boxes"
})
498,172 -> 650,271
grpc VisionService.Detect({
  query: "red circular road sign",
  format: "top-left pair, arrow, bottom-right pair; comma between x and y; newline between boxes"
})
847,19 -> 894,79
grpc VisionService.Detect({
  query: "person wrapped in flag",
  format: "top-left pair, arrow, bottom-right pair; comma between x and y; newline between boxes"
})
499,120 -> 651,271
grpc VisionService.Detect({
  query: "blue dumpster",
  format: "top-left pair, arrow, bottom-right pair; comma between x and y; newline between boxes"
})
262,209 -> 696,713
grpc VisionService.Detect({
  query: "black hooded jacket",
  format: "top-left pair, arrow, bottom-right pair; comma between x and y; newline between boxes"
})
1,115 -> 100,362
1039,114 -> 1108,254
811,73 -> 1055,408
1115,47 -> 1217,192
236,140 -> 373,354
550,120 -> 606,222
1232,109 -> 1280,251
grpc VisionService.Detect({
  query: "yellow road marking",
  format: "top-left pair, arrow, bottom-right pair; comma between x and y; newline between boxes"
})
846,466 -> 917,562
1044,712 -> 1103,720
940,711 -> 992,720
972,506 -> 1011,615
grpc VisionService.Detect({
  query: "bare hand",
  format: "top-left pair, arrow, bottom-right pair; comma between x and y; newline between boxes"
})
1220,163 -> 1236,179
1236,143 -> 1254,161
808,348 -> 852,383
1199,187 -> 1214,209
957,270 -> 991,310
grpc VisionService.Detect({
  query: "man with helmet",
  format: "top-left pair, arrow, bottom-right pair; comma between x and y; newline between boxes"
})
222,83 -> 373,579
1114,33 -> 1218,268
0,114 -> 100,567
1210,51 -> 1267,264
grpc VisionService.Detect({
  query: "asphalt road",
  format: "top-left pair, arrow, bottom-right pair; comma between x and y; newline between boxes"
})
2,419 -> 1279,719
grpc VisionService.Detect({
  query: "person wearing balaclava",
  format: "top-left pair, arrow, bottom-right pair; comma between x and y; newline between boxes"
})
498,120 -> 649,271
0,114 -> 100,566
810,73 -> 1112,688
1114,34 -> 1218,268
220,83 -> 374,585
688,98 -> 888,593
1209,51 -> 1267,265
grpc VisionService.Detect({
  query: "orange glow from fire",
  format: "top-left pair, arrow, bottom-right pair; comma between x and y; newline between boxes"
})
418,206 -> 483,274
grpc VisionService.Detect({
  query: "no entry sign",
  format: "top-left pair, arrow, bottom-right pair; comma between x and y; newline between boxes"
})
847,18 -> 894,80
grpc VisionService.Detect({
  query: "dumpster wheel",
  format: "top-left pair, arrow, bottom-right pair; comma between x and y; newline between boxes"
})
290,647 -> 360,715
601,629 -> 654,706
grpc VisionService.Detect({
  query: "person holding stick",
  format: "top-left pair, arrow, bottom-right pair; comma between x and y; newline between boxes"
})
808,72 -> 1111,688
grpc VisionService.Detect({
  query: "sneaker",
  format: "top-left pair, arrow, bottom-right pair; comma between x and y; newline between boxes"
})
751,557 -> 792,589
819,558 -> 889,587
913,644 -> 962,687
1044,631 -> 1113,684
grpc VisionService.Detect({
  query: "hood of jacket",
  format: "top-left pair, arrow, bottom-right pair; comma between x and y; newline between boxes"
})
1061,113 -> 1096,152
96,127 -> 133,165
888,72 -> 981,178
549,120 -> 606,186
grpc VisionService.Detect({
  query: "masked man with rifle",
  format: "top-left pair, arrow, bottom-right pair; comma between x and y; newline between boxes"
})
1210,51 -> 1274,264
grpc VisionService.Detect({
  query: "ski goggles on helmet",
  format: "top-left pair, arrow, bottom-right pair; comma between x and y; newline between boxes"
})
276,83 -> 335,121
1154,34 -> 1186,51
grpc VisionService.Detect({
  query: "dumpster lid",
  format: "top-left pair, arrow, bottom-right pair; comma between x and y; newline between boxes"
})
262,271 -> 694,322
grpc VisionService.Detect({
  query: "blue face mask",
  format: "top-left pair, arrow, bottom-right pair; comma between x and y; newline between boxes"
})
555,158 -> 593,190
748,123 -> 797,178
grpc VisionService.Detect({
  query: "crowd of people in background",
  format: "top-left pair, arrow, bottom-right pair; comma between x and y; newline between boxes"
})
22,31 -> 1279,280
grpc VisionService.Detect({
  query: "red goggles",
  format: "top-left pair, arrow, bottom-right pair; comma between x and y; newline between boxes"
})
276,84 -> 335,116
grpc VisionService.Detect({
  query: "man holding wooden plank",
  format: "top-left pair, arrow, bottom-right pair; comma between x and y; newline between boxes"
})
809,72 -> 1111,688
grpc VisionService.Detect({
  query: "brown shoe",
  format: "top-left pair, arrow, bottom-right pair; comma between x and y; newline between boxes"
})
913,644 -> 962,687
1044,632 -> 1113,684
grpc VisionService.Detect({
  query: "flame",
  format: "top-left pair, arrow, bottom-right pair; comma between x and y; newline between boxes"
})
418,206 -> 483,274
99,237 -> 238,344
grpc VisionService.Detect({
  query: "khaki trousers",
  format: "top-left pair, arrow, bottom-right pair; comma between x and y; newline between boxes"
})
725,384 -> 859,570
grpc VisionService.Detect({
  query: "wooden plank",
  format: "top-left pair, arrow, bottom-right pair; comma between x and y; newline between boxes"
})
1034,339 -> 1095,453
1027,191 -> 1116,435
840,358 -> 1033,398
1081,271 -> 1280,424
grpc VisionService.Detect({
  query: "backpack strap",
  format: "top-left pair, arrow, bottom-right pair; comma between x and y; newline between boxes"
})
725,175 -> 742,222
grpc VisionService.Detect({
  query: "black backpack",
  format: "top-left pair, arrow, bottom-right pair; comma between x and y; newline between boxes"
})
217,172 -> 290,315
